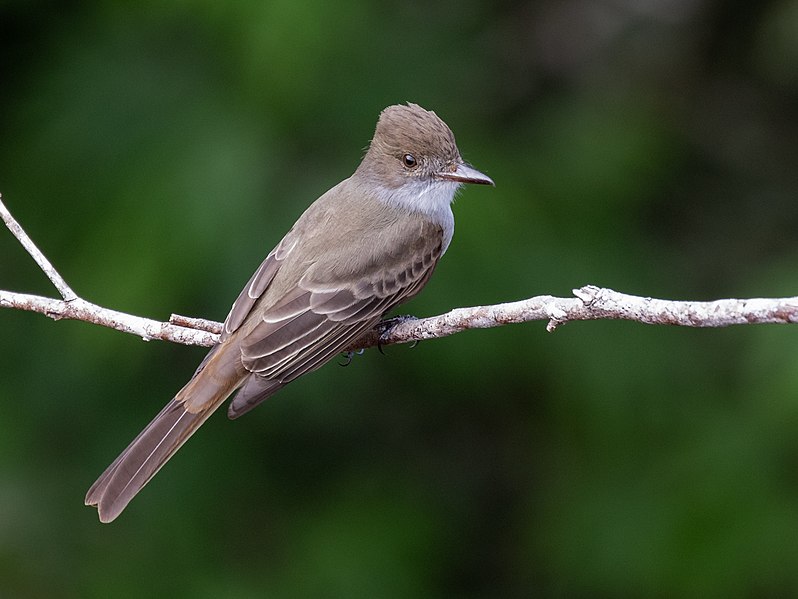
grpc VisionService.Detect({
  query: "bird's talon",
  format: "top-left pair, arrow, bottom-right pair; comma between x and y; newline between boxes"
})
339,349 -> 365,366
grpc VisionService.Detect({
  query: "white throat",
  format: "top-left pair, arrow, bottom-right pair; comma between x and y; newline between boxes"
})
375,178 -> 458,253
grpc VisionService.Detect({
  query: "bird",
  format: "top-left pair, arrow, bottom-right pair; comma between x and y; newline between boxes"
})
85,103 -> 494,522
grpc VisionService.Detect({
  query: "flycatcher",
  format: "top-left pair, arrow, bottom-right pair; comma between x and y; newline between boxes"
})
86,103 -> 494,522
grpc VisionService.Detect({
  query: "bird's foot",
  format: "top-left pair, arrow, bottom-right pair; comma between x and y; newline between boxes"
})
377,315 -> 419,354
339,348 -> 365,367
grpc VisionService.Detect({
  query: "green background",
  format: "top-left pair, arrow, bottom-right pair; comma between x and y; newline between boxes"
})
2,1 -> 798,596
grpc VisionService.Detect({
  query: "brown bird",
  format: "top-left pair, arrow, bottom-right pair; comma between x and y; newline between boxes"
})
85,103 -> 494,522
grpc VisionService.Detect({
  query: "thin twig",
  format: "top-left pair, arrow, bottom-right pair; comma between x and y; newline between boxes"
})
0,194 -> 77,301
169,313 -> 223,334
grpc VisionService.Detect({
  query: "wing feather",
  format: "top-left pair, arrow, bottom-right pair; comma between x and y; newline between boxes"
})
229,240 -> 442,414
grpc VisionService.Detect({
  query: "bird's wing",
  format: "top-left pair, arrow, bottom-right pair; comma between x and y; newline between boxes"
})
227,222 -> 444,418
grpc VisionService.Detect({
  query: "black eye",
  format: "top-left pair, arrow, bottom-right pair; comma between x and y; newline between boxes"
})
402,154 -> 417,168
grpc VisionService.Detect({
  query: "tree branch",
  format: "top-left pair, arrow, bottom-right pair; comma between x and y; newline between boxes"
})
0,289 -> 219,346
344,287 -> 798,350
3,193 -> 798,353
0,196 -> 77,301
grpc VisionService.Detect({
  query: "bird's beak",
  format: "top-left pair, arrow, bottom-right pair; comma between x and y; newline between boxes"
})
436,162 -> 495,186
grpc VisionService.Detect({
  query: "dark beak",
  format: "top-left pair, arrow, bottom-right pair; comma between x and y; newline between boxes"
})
436,162 -> 495,186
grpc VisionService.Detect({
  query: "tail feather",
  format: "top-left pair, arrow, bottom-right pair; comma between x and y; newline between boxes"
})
86,343 -> 244,523
85,397 -> 223,523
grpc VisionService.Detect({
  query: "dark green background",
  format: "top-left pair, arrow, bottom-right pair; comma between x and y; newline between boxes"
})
2,1 -> 798,597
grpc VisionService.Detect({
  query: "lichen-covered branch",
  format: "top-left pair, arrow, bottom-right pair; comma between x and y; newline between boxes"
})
3,193 -> 798,353
345,287 -> 798,350
0,289 -> 219,346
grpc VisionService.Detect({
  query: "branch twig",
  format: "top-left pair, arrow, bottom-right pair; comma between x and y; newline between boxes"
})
0,289 -> 219,346
344,287 -> 798,350
2,193 -> 798,352
0,194 -> 77,301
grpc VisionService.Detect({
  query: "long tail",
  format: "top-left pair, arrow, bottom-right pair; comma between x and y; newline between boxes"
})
85,345 -> 243,523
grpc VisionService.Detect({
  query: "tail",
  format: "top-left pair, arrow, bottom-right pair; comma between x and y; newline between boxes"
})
85,345 -> 243,523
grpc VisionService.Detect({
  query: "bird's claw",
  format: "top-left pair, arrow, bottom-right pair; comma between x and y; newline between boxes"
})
339,349 -> 364,366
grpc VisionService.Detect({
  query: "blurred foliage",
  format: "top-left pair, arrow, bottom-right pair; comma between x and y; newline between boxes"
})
2,0 -> 798,597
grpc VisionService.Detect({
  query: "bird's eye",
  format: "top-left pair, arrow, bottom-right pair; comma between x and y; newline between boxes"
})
402,154 -> 417,169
